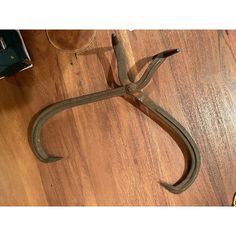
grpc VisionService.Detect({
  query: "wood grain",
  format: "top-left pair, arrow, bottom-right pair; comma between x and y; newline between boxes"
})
0,30 -> 235,206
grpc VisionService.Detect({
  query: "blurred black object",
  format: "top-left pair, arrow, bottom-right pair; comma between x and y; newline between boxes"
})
0,30 -> 32,79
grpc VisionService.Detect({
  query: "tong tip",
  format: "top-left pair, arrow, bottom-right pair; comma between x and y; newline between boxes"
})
160,181 -> 183,194
153,48 -> 180,60
164,48 -> 180,57
40,156 -> 63,163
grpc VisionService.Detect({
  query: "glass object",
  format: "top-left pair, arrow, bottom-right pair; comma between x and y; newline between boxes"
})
46,30 -> 96,53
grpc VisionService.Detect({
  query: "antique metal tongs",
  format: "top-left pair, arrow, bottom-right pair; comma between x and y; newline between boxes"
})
29,33 -> 200,194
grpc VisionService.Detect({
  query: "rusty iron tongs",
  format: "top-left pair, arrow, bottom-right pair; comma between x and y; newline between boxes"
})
29,33 -> 200,194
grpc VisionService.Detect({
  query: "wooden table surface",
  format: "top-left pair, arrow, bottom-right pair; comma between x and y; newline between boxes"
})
0,30 -> 235,206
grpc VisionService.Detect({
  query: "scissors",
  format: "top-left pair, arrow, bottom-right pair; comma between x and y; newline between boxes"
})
29,33 -> 200,194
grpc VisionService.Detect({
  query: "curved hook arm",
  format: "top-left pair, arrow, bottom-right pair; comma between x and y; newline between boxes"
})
29,87 -> 126,163
130,92 -> 200,194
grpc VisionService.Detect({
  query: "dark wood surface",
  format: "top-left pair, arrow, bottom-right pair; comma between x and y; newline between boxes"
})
0,30 -> 235,206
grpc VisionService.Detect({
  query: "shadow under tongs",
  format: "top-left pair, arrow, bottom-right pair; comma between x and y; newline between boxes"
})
80,46 -> 155,88
80,46 -> 118,88
127,56 -> 154,82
